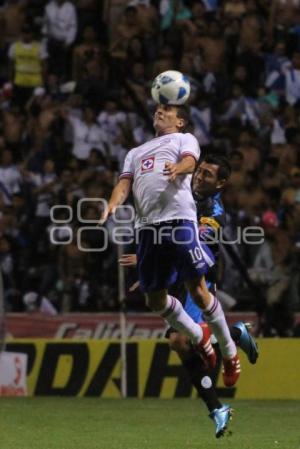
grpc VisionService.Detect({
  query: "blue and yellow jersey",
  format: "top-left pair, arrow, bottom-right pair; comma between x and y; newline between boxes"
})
182,191 -> 225,323
195,191 -> 226,258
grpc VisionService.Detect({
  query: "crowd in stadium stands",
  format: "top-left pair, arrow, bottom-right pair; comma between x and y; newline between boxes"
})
0,0 -> 299,336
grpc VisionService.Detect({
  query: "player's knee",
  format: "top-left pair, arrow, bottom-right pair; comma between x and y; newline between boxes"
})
189,287 -> 206,309
146,294 -> 166,312
194,293 -> 206,309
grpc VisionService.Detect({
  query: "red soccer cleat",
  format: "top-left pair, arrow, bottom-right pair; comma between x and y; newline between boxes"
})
222,354 -> 241,387
197,323 -> 217,369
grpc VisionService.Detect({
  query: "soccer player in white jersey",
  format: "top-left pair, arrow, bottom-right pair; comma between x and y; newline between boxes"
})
100,104 -> 240,386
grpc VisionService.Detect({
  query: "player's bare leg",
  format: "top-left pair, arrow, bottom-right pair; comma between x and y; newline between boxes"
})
185,276 -> 241,387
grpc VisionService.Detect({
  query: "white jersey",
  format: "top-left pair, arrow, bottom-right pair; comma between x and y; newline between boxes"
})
120,132 -> 200,228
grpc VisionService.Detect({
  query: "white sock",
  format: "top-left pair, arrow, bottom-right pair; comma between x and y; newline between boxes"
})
159,295 -> 203,345
203,294 -> 236,358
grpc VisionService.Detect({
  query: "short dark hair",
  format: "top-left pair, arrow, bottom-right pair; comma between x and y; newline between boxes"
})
201,154 -> 232,180
175,104 -> 191,132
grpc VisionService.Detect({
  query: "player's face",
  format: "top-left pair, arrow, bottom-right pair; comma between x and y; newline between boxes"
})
153,105 -> 184,134
193,161 -> 226,196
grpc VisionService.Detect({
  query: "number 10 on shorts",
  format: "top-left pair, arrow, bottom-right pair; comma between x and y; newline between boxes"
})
189,247 -> 203,263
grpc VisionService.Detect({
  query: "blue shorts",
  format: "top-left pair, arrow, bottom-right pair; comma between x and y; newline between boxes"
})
136,220 -> 215,293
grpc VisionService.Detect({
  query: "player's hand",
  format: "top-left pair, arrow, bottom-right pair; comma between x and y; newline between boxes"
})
118,254 -> 137,267
163,162 -> 179,181
97,204 -> 115,226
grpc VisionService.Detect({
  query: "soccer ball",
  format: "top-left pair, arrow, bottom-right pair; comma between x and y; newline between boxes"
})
151,70 -> 190,105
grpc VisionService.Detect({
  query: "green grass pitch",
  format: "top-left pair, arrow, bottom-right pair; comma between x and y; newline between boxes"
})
0,398 -> 299,449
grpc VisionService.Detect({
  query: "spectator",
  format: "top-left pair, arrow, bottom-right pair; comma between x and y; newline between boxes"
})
227,150 -> 245,190
197,19 -> 225,74
97,99 -> 127,142
78,148 -> 108,185
27,159 -> 58,256
58,231 -> 89,311
249,224 -> 294,336
56,168 -> 84,207
23,291 -> 58,315
281,166 -> 300,206
72,25 -> 102,82
284,51 -> 300,106
75,0 -> 100,33
128,0 -> 158,36
110,5 -> 143,61
221,83 -> 261,130
159,0 -> 191,31
239,12 -> 263,53
151,44 -> 175,76
63,105 -> 109,164
0,235 -> 15,309
236,171 -> 267,217
0,0 -> 26,44
189,90 -> 212,146
8,24 -> 48,107
43,0 -> 77,79
126,36 -> 147,69
222,0 -> 246,20
2,105 -> 24,154
83,59 -> 109,100
0,149 -> 21,205
262,157 -> 286,191
264,40 -> 290,80
237,130 -> 261,172
126,61 -> 148,106
268,0 -> 300,48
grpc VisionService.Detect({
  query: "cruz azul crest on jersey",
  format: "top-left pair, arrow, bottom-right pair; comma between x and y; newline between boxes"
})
141,156 -> 155,173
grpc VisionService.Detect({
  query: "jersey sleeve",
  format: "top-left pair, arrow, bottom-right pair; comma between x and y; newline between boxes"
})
119,150 -> 134,180
179,133 -> 200,161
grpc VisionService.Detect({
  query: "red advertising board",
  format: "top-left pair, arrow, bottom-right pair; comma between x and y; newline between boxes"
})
5,312 -> 260,339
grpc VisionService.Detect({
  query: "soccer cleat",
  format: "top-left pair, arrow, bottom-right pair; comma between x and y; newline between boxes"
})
222,354 -> 241,387
209,404 -> 233,438
233,321 -> 259,364
197,323 -> 217,369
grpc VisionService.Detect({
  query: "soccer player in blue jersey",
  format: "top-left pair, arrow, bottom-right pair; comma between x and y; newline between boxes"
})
167,154 -> 258,437
120,154 -> 258,438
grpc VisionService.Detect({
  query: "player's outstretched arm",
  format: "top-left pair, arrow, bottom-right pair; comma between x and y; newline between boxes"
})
164,156 -> 196,181
98,178 -> 132,224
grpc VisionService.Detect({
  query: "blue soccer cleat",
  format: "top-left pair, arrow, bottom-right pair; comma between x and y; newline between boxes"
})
233,321 -> 259,364
209,404 -> 233,438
